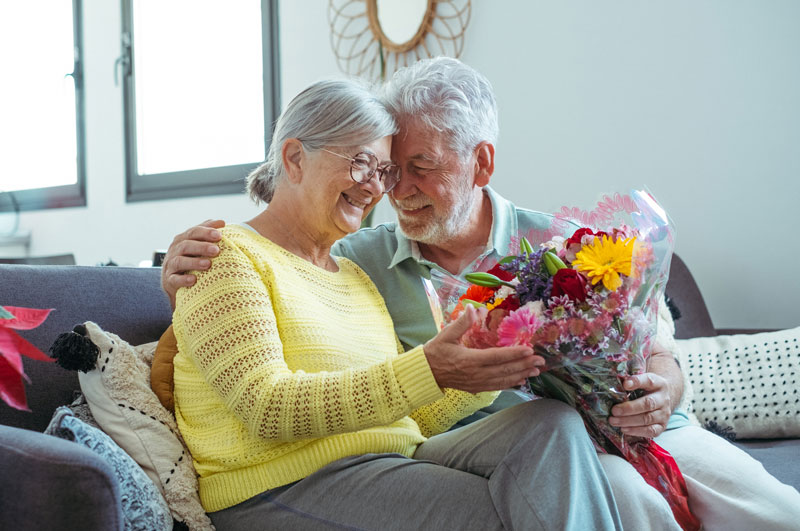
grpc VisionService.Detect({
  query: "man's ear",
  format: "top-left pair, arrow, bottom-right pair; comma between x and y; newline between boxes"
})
282,138 -> 305,183
473,142 -> 495,187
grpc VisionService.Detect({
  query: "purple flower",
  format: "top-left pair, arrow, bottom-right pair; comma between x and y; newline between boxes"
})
502,250 -> 553,305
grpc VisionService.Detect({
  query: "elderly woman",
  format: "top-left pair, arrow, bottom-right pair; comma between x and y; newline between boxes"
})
172,79 -> 623,530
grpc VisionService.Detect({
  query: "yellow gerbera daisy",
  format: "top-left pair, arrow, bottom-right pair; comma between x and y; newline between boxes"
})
572,235 -> 636,291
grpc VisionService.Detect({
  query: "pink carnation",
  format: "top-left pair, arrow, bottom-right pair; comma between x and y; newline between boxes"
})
497,307 -> 541,347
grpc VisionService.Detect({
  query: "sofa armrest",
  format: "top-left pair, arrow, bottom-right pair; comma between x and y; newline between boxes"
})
0,424 -> 123,531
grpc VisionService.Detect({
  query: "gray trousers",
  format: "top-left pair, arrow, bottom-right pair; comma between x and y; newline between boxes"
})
209,399 -> 623,531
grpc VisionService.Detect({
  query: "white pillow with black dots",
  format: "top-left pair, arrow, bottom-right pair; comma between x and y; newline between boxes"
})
675,326 -> 800,439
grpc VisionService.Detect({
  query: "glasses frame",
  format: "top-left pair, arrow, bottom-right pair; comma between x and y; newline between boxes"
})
321,149 -> 400,193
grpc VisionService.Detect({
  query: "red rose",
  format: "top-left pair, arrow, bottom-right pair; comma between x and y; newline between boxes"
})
566,227 -> 608,246
495,295 -> 521,312
551,268 -> 588,301
486,263 -> 515,282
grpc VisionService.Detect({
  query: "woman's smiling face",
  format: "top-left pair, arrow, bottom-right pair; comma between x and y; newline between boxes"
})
304,135 -> 393,239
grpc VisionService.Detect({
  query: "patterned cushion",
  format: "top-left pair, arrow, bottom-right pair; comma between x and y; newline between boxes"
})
675,326 -> 800,439
45,407 -> 173,531
70,322 -> 214,530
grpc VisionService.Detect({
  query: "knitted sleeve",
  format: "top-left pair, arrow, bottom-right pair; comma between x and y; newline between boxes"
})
409,388 -> 499,438
174,235 -> 443,442
390,325 -> 498,437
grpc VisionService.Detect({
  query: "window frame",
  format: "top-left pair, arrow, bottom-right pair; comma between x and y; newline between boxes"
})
12,0 -> 87,212
120,0 -> 281,203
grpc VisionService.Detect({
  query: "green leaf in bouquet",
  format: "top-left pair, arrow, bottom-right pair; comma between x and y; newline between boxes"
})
464,272 -> 515,288
530,373 -> 578,408
498,255 -> 517,265
0,306 -> 15,320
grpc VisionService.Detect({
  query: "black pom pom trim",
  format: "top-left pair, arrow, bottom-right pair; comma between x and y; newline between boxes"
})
49,330 -> 99,373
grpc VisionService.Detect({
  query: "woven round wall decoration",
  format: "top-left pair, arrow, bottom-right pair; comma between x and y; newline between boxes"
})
328,0 -> 471,79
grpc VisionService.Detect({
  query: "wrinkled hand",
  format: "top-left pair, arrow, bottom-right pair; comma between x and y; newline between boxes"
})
161,219 -> 225,309
609,372 -> 672,438
423,305 -> 544,394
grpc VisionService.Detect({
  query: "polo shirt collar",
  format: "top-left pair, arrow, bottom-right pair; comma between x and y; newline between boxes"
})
387,186 -> 517,271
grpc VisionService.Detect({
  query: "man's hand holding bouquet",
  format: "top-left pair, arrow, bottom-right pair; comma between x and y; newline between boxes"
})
427,191 -> 700,531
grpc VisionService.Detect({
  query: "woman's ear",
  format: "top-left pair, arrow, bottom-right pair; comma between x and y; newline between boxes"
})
473,141 -> 495,187
282,139 -> 305,183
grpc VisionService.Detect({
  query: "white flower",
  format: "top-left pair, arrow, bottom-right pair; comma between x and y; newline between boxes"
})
542,236 -> 566,251
523,300 -> 545,318
496,285 -> 516,300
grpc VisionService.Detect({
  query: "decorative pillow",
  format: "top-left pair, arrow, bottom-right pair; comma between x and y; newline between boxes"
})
50,322 -> 214,530
45,406 -> 173,531
675,326 -> 800,439
151,324 -> 178,412
63,391 -> 103,429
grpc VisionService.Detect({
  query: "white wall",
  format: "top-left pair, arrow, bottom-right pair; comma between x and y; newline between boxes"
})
13,0 -> 800,329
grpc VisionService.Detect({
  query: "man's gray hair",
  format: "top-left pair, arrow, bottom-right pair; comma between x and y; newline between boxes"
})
247,78 -> 397,204
382,57 -> 498,156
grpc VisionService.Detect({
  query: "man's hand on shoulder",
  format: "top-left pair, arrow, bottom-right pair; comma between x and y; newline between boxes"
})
161,219 -> 225,309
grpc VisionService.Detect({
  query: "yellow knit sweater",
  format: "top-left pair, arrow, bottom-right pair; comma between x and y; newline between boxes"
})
173,225 -> 495,512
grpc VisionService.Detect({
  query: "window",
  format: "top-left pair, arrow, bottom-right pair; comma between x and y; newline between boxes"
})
121,0 -> 280,201
0,1 -> 86,211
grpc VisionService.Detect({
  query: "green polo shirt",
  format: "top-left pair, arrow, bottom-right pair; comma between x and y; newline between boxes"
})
332,186 -> 691,430
332,186 -> 567,351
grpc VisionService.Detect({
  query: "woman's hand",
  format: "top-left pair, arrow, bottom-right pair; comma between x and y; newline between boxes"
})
423,305 -> 544,393
161,219 -> 225,308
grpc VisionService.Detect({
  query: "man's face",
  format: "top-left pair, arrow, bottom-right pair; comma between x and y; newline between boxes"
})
388,120 -> 479,245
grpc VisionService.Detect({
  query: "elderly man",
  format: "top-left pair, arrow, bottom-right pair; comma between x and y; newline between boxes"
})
162,58 -> 800,530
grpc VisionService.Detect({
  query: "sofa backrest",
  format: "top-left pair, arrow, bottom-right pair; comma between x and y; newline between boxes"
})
664,253 -> 716,339
0,264 -> 172,431
0,254 -> 717,431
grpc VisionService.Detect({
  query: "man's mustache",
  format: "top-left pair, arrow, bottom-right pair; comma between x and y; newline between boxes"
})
392,195 -> 433,210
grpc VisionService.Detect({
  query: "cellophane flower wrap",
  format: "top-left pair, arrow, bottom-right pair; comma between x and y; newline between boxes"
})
426,191 -> 700,531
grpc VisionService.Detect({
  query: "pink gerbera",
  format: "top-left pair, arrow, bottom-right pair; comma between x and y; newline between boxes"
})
497,307 -> 541,346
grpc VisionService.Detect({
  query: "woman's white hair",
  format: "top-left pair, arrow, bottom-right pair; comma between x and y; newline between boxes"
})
246,78 -> 397,204
381,57 -> 498,156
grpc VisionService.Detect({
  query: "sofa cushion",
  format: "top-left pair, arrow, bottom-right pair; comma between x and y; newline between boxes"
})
735,438 -> 800,489
676,326 -> 800,439
51,321 -> 214,531
45,406 -> 172,531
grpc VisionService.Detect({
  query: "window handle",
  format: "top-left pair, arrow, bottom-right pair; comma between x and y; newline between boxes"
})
114,32 -> 132,87
65,46 -> 82,87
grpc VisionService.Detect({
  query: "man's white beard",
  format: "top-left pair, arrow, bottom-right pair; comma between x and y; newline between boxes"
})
396,185 -> 476,246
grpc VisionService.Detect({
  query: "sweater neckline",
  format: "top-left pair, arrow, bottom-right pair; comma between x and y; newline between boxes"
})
232,223 -> 343,275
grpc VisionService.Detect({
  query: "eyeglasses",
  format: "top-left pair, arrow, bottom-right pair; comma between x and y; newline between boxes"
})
322,149 -> 401,193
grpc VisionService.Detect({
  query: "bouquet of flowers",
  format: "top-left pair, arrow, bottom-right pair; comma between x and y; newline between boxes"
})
427,191 -> 700,531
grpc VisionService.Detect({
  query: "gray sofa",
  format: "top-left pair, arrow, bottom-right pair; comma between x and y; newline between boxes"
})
0,258 -> 798,529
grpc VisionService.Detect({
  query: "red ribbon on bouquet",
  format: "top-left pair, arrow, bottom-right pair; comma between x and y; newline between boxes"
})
624,439 -> 701,531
